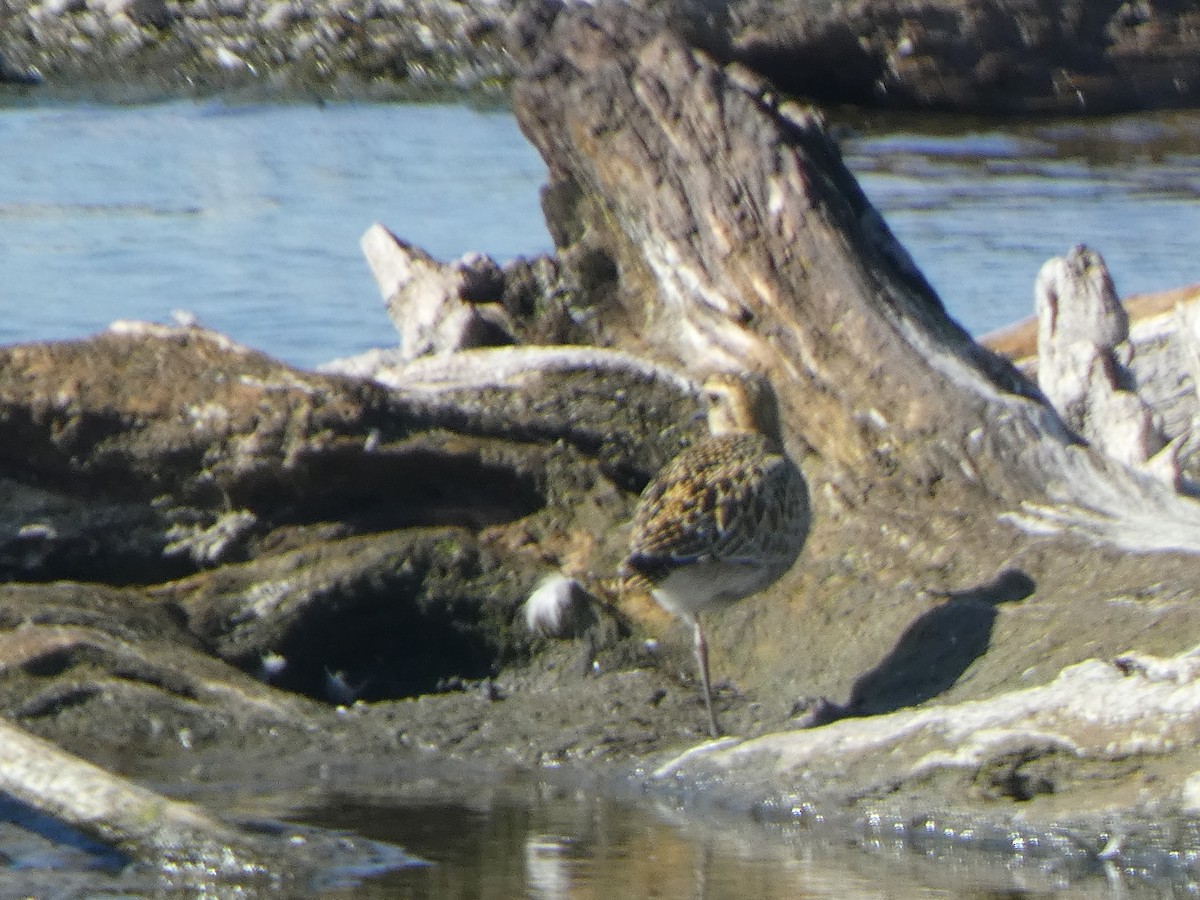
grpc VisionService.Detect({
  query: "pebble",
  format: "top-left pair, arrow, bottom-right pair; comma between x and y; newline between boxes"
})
90,0 -> 171,29
523,574 -> 598,639
41,0 -> 87,15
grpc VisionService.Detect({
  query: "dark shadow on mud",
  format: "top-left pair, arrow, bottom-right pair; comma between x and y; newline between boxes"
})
835,569 -> 1036,720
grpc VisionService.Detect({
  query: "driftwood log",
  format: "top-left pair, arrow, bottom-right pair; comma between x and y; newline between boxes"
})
0,718 -> 274,881
508,3 -> 1200,716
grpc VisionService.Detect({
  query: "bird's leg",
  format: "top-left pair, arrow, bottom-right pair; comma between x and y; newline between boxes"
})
693,620 -> 722,738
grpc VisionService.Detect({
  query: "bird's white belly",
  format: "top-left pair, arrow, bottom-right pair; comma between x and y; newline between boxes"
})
650,560 -> 773,622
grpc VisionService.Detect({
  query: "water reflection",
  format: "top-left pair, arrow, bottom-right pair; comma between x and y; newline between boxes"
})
303,783 -> 1180,898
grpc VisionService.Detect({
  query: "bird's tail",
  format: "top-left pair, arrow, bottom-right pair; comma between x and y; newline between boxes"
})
617,556 -> 656,600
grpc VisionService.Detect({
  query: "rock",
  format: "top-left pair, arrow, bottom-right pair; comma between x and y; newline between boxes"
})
726,0 -> 1200,112
3,0 -> 1198,111
89,0 -> 171,29
163,509 -> 259,566
39,0 -> 88,15
0,323 -> 401,576
0,0 -> 518,94
0,581 -> 315,758
0,52 -> 41,85
361,223 -> 516,361
0,476 -> 180,583
0,319 -> 703,712
523,574 -> 599,638
258,2 -> 306,31
158,528 -> 530,701
212,46 -> 252,71
209,0 -> 250,17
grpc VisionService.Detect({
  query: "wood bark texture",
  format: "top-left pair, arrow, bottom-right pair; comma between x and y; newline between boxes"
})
510,2 -> 1200,707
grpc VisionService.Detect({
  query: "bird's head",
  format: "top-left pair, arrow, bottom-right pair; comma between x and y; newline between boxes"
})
701,372 -> 783,443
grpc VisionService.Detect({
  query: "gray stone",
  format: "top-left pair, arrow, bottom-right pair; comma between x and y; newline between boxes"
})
89,0 -> 171,29
211,0 -> 250,16
0,52 -> 41,85
40,0 -> 87,15
258,1 -> 308,30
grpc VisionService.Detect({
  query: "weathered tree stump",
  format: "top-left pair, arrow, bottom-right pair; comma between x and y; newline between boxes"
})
509,2 -> 1200,715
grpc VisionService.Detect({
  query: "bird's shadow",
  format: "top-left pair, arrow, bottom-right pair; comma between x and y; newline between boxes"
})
822,568 -> 1035,722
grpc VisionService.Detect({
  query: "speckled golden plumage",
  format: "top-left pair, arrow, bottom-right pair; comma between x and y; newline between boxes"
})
622,372 -> 809,738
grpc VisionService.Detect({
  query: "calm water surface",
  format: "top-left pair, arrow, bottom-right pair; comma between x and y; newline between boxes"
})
0,100 -> 550,367
2,101 -> 1198,367
845,110 -> 1200,336
305,786 -> 1180,899
3,99 -> 1200,897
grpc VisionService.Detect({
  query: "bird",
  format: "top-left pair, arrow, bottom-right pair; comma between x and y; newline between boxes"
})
621,371 -> 810,738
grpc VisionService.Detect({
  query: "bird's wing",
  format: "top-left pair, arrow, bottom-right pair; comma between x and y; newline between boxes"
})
627,435 -> 786,571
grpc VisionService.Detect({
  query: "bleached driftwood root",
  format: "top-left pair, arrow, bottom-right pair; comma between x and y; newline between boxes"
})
361,223 -> 517,360
1034,245 -> 1176,484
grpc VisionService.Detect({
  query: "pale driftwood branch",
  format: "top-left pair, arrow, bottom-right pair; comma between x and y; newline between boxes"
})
360,223 -> 517,360
981,280 -> 1200,485
1173,301 -> 1200,409
0,718 -> 271,877
650,640 -> 1200,809
1034,245 -> 1173,483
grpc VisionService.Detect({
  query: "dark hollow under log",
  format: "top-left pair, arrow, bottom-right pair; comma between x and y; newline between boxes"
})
509,2 -> 1200,710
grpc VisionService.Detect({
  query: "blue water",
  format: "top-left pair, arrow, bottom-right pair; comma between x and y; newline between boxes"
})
0,101 -> 551,367
845,112 -> 1200,336
1,100 -> 1199,368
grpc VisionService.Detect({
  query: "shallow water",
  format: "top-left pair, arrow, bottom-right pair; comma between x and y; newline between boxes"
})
300,782 -> 1193,899
0,780 -> 1192,898
1,100 -> 1198,367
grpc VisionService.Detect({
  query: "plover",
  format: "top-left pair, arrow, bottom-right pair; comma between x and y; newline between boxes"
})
622,372 -> 809,737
